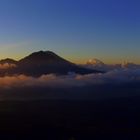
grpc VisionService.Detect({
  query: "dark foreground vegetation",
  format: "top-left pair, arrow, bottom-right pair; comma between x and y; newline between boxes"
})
0,97 -> 140,139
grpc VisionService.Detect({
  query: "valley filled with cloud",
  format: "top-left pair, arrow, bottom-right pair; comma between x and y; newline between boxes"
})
0,67 -> 140,101
0,51 -> 139,101
0,68 -> 140,89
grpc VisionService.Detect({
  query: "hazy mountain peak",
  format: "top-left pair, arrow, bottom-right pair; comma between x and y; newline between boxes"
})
87,58 -> 104,66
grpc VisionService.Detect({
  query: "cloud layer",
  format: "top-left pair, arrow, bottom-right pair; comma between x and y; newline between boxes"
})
0,63 -> 16,70
0,68 -> 140,89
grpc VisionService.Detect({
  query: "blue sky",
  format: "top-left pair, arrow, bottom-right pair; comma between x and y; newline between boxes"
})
0,0 -> 139,64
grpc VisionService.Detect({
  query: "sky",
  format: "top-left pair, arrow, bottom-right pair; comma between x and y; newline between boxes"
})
0,0 -> 139,64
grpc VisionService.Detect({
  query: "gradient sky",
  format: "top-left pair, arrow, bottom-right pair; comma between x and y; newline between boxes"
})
0,0 -> 139,64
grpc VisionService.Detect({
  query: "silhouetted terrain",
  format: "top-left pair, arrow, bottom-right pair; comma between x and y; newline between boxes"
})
0,51 -> 140,139
0,51 -> 103,76
0,58 -> 17,64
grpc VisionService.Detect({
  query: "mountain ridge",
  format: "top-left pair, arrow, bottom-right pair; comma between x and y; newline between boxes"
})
0,58 -> 17,65
0,50 -> 103,76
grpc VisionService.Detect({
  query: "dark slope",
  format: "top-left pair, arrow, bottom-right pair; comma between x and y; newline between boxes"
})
0,58 -> 17,65
17,51 -> 102,76
0,58 -> 17,76
0,51 -> 103,76
18,51 -> 74,67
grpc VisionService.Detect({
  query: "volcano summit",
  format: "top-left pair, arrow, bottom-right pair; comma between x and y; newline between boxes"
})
0,51 -> 103,77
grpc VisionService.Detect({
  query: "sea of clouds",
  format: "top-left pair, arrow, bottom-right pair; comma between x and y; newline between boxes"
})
0,66 -> 139,101
0,68 -> 140,89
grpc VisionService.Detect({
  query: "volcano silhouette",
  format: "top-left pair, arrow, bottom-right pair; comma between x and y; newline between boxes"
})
0,51 -> 103,76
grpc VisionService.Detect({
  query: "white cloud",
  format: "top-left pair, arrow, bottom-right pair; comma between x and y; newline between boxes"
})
0,68 -> 140,89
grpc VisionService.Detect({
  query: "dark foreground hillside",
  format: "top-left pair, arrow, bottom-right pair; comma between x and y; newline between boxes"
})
0,97 -> 140,140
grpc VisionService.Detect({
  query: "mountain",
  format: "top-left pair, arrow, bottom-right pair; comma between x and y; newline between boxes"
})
18,51 -> 73,66
0,58 -> 17,65
87,58 -> 104,66
0,51 -> 103,77
85,59 -> 140,72
121,61 -> 140,69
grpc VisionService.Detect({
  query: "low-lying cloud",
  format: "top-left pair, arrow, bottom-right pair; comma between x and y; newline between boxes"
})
0,68 -> 140,89
0,63 -> 16,70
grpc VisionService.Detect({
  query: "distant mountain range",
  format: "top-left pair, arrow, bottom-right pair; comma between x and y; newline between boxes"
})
85,58 -> 140,71
0,51 -> 103,77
